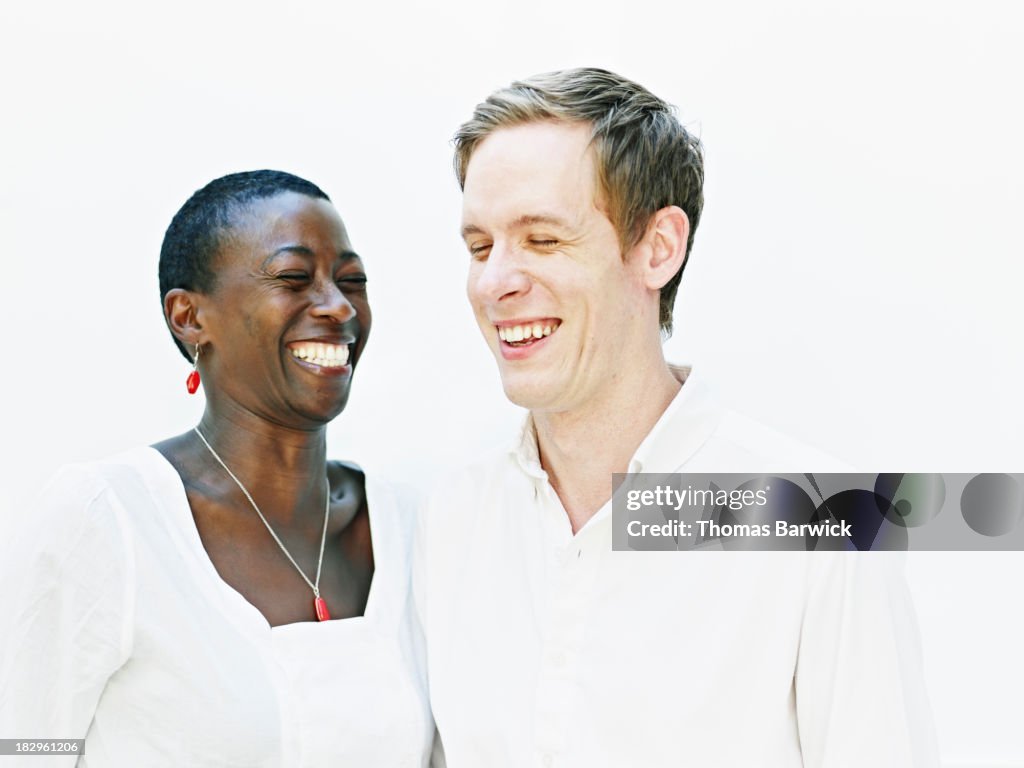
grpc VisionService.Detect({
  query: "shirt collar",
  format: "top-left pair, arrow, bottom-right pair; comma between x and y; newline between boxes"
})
511,412 -> 548,481
628,365 -> 723,474
508,365 -> 724,480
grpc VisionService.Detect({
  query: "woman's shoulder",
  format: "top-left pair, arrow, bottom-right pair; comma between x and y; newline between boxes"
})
18,447 -> 169,555
329,460 -> 421,508
0,449 -> 164,604
329,460 -> 424,542
44,446 -> 172,505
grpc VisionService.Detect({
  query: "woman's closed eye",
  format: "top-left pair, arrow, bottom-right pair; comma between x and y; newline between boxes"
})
277,272 -> 311,284
337,275 -> 368,291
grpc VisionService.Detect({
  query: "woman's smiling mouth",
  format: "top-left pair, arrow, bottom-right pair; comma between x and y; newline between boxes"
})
288,341 -> 352,369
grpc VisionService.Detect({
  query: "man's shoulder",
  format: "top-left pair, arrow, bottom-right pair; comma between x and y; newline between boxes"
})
693,408 -> 854,473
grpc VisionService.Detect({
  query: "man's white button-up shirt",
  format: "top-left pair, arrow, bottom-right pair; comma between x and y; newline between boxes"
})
415,368 -> 939,767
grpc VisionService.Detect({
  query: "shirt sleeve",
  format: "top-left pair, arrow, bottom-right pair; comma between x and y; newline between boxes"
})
409,484 -> 453,768
0,464 -> 135,761
429,728 -> 447,768
411,489 -> 429,641
795,552 -> 940,767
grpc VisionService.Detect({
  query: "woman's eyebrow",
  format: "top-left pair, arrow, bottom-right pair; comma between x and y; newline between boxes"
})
261,245 -> 361,266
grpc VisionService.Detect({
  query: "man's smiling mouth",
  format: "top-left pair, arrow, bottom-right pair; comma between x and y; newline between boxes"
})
497,320 -> 561,347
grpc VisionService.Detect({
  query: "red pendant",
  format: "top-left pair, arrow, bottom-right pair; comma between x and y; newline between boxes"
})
314,596 -> 331,622
186,369 -> 201,394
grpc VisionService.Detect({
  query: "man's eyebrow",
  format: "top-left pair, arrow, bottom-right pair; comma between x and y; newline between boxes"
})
461,214 -> 571,239
510,214 -> 571,229
461,224 -> 486,239
262,245 -> 361,267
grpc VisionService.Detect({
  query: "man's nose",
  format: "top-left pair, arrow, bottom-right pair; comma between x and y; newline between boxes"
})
470,242 -> 531,304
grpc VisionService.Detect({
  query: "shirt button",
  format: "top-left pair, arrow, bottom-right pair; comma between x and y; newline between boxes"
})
542,754 -> 554,768
552,652 -> 567,668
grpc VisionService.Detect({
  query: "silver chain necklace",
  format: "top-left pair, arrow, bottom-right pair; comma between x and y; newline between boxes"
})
193,426 -> 333,621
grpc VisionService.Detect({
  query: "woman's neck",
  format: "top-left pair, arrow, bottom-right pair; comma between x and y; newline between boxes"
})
190,404 -> 330,527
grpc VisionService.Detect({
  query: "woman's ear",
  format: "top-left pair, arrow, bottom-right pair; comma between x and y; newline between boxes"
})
641,205 -> 690,291
164,288 -> 206,353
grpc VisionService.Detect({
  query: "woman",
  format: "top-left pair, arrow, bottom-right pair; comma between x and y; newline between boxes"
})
0,171 -> 435,766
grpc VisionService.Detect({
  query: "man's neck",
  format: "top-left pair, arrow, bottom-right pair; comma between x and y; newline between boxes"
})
533,361 -> 681,534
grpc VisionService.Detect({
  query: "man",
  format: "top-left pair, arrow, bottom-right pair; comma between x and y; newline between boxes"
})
416,68 -> 937,767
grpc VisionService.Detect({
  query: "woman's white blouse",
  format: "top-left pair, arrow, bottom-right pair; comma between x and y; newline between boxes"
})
0,447 -> 434,767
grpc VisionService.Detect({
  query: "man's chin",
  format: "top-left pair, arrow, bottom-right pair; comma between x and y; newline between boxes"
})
499,375 -> 560,412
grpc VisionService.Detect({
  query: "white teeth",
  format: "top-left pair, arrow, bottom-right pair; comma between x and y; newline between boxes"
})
290,343 -> 350,367
497,321 -> 560,344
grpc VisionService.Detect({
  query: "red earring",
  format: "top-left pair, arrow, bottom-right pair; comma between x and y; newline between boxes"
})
186,343 -> 201,394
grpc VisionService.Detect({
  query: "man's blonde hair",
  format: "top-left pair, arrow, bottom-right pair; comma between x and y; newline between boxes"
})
453,68 -> 704,335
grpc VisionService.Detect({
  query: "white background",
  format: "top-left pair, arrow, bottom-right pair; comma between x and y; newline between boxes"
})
1,1 -> 1021,764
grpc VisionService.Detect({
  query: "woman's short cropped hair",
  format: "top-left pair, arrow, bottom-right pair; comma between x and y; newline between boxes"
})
453,68 -> 704,335
158,170 -> 329,361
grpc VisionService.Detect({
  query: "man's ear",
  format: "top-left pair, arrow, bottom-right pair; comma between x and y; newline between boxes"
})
164,288 -> 207,356
639,205 -> 689,291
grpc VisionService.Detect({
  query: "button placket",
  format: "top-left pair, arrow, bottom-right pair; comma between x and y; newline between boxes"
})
533,513 -> 608,764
